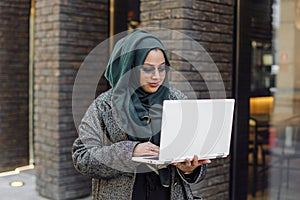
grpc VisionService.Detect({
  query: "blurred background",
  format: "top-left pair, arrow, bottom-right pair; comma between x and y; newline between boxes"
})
0,0 -> 299,199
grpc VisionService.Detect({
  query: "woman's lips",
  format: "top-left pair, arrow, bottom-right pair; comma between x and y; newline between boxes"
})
149,82 -> 159,87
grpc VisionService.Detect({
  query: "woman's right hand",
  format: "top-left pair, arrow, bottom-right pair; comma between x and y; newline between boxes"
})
133,141 -> 160,156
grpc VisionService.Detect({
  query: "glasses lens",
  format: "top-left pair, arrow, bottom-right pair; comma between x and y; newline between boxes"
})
140,65 -> 168,75
141,66 -> 155,74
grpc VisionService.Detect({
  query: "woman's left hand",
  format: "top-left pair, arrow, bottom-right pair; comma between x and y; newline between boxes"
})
171,155 -> 211,174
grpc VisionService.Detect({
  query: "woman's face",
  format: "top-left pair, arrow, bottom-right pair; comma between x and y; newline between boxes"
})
139,49 -> 167,93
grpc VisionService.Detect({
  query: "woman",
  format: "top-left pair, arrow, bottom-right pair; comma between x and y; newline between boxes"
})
72,30 -> 210,200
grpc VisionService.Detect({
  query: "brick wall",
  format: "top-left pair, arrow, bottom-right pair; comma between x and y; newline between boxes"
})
141,0 -> 234,199
0,1 -> 30,172
34,0 -> 108,199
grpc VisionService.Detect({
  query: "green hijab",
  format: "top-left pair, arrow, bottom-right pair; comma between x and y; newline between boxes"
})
104,30 -> 171,187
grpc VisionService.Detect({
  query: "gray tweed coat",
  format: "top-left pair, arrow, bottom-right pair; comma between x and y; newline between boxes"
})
72,87 -> 207,200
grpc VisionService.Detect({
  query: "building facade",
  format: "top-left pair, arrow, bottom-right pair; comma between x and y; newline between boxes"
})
0,1 -> 30,173
1,0 -> 279,199
1,0 -> 238,199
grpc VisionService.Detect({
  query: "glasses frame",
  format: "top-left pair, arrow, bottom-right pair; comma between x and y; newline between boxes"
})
139,64 -> 169,76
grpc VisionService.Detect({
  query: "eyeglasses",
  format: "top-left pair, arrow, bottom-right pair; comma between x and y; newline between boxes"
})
140,64 -> 168,75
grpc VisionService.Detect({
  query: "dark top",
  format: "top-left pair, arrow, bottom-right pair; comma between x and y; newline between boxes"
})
132,172 -> 170,200
132,166 -> 202,200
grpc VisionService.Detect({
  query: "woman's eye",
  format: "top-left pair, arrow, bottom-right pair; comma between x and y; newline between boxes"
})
141,67 -> 154,73
158,66 -> 166,72
140,64 -> 167,74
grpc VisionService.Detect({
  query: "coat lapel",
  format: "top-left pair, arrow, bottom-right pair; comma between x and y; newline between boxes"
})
102,105 -> 128,143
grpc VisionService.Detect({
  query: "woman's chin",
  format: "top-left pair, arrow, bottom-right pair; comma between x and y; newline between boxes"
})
145,87 -> 159,93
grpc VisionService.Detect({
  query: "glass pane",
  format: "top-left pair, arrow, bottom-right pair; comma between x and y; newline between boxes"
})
248,0 -> 300,199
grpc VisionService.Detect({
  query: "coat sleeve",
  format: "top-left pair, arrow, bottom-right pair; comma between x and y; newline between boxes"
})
72,99 -> 140,180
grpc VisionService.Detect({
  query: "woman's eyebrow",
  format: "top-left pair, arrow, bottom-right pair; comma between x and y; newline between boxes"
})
143,62 -> 165,67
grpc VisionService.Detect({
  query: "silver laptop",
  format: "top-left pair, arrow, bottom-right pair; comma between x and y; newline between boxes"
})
132,99 -> 235,165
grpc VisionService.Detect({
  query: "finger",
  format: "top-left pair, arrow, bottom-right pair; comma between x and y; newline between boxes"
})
171,161 -> 182,166
184,158 -> 191,166
198,159 -> 211,165
146,146 -> 154,152
147,143 -> 160,152
143,149 -> 158,156
146,146 -> 159,155
133,144 -> 156,156
147,147 -> 155,152
191,155 -> 198,165
148,143 -> 159,149
150,148 -> 160,153
149,144 -> 159,149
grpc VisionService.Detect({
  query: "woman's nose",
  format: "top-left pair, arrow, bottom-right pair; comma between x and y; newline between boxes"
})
151,68 -> 160,79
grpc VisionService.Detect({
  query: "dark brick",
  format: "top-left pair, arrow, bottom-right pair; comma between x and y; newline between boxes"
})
34,0 -> 109,199
0,0 -> 30,172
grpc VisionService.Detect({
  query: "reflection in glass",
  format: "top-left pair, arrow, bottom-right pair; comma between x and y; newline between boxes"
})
248,0 -> 300,199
